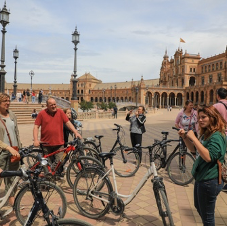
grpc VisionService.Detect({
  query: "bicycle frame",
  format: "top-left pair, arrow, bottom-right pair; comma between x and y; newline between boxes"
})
88,160 -> 157,206
30,145 -> 75,175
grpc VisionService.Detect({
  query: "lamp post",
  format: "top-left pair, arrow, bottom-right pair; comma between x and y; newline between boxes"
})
13,46 -> 19,96
29,70 -> 34,93
71,27 -> 80,100
145,86 -> 148,106
110,86 -> 112,102
114,84 -> 117,103
135,86 -> 139,107
0,2 -> 10,93
102,88 -> 105,102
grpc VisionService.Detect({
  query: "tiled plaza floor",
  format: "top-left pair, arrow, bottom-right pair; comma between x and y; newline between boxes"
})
1,109 -> 227,226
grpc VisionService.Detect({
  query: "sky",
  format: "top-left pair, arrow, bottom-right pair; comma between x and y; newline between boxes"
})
2,0 -> 227,85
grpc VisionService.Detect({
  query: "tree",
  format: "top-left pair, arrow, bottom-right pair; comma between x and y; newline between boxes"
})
108,102 -> 116,110
79,100 -> 94,112
97,102 -> 108,111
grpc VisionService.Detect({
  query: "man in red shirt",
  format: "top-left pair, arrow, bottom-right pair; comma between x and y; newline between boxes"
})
33,98 -> 81,174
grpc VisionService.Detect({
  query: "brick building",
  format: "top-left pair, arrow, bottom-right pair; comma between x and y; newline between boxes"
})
5,46 -> 227,108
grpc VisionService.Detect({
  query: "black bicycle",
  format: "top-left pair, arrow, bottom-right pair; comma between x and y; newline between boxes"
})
84,123 -> 140,177
0,151 -> 91,226
150,127 -> 195,186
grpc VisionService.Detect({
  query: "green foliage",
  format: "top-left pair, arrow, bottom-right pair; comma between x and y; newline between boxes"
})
108,102 -> 117,109
97,102 -> 108,111
79,100 -> 94,112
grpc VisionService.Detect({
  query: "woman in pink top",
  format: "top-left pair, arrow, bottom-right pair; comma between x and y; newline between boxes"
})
175,100 -> 198,135
175,100 -> 198,156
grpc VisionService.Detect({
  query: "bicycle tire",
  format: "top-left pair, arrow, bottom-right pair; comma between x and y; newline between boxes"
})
167,151 -> 194,186
66,156 -> 104,188
56,218 -> 92,226
80,146 -> 101,161
153,145 -> 163,170
26,149 -> 43,168
154,188 -> 174,226
113,146 -> 140,177
73,167 -> 113,219
83,141 -> 98,151
15,181 -> 67,225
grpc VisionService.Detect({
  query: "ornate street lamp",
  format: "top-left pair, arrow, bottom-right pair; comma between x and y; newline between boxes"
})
135,86 -> 139,107
71,27 -> 80,100
13,46 -> 19,96
114,84 -> 117,103
29,70 -> 35,93
110,86 -> 112,102
0,2 -> 10,93
102,88 -> 105,102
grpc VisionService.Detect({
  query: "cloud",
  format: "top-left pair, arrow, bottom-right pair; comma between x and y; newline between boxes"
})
3,0 -> 227,85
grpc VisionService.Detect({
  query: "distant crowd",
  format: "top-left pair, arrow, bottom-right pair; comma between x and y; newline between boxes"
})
11,89 -> 43,104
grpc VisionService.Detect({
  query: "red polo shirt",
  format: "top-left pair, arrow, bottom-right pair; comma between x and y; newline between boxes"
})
35,108 -> 69,146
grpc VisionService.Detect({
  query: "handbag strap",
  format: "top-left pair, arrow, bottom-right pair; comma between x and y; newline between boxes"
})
188,110 -> 194,131
217,160 -> 222,185
0,117 -> 13,146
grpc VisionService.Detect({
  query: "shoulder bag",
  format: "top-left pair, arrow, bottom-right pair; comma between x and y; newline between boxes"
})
0,117 -> 20,163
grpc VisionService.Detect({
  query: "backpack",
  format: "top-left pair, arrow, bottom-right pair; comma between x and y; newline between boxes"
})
216,101 -> 227,183
71,108 -> 77,120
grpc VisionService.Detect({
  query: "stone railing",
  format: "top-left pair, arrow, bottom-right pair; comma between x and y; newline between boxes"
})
77,108 -> 157,120
42,95 -> 71,109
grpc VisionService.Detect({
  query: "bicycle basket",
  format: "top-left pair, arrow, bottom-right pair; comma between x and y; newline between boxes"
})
119,127 -> 126,145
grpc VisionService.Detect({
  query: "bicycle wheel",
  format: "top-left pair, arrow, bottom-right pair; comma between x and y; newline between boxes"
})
167,152 -> 194,186
81,147 -> 100,161
113,146 -> 140,177
83,141 -> 98,151
154,188 -> 174,226
26,149 -> 43,168
15,181 -> 67,225
73,167 -> 113,219
57,218 -> 92,226
66,156 -> 104,188
153,145 -> 163,170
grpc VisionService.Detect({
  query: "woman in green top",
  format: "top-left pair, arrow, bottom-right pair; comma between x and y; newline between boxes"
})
178,105 -> 226,226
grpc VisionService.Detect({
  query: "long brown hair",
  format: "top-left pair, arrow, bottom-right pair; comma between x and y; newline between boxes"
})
198,105 -> 226,140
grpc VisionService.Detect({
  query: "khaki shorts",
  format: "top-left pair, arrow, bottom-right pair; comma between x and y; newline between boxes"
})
0,150 -> 19,197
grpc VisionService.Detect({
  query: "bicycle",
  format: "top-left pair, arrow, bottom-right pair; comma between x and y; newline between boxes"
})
0,148 -> 67,225
0,154 -> 91,226
73,144 -> 174,226
26,139 -> 104,188
150,127 -> 195,186
84,123 -> 140,177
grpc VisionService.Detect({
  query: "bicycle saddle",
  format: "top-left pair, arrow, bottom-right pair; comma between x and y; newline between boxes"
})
99,152 -> 115,159
95,135 -> 104,139
161,131 -> 169,135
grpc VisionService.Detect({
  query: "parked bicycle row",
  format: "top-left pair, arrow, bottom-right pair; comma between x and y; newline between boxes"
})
1,94 -> 227,226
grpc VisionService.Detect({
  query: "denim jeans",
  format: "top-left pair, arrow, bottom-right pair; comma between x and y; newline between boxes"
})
32,96 -> 35,103
194,178 -> 223,226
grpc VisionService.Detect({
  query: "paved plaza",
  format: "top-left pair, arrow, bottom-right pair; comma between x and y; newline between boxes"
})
1,109 -> 227,226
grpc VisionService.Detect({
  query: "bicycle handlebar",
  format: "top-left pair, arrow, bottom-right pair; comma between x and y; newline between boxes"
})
172,126 -> 188,134
0,169 -> 23,178
114,123 -> 121,128
172,126 -> 180,131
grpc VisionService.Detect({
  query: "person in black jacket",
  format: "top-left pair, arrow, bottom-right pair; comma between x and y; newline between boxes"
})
126,106 -> 146,164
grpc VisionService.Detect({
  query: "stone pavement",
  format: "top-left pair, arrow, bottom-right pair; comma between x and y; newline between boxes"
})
1,109 -> 227,226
